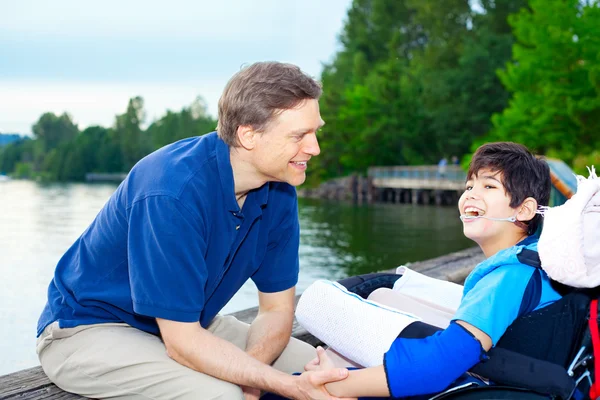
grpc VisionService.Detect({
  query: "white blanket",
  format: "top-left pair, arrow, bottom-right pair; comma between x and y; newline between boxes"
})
392,266 -> 463,313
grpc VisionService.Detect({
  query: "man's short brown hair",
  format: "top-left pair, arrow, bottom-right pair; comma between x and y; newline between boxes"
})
216,62 -> 322,146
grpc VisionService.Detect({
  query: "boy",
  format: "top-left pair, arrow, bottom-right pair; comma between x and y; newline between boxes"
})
304,142 -> 561,399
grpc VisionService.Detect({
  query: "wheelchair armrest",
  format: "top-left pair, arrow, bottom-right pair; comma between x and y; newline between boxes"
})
471,346 -> 576,399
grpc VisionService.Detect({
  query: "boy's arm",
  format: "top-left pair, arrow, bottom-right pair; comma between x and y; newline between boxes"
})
326,366 -> 390,398
456,320 -> 492,351
311,321 -> 489,399
325,321 -> 491,398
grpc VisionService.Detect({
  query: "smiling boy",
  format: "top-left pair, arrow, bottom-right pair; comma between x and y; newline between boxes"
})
303,142 -> 562,399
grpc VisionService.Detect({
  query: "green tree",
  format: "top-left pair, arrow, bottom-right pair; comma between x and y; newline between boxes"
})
312,0 -> 527,184
32,112 -> 79,150
487,0 -> 600,163
313,0 -> 431,184
146,96 -> 216,150
114,96 -> 146,171
31,112 -> 79,169
0,138 -> 34,175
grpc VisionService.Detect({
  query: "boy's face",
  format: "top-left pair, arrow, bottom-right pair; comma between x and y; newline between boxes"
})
458,168 -> 520,245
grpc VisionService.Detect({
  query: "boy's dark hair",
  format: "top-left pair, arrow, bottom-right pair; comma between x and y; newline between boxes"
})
467,142 -> 551,235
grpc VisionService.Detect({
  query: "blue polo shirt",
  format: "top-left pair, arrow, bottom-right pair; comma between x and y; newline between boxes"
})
37,132 -> 300,337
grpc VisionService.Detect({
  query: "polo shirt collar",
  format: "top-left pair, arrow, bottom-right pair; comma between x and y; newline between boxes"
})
215,134 -> 269,213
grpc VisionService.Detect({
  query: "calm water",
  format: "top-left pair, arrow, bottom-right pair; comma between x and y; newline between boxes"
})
0,180 -> 473,375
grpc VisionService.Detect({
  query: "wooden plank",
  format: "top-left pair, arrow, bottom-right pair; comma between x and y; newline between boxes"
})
0,366 -> 62,400
0,246 -> 483,399
1,383 -> 82,400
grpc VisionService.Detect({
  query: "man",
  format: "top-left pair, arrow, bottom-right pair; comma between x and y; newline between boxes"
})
36,62 -> 349,400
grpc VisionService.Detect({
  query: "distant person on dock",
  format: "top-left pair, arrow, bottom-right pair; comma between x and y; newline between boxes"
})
283,142 -> 558,399
437,157 -> 448,178
36,62 -> 349,400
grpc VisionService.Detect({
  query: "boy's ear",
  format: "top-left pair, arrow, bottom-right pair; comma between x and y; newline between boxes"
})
517,197 -> 538,222
236,125 -> 257,150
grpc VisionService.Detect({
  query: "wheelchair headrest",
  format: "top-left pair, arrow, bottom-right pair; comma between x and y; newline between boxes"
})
538,166 -> 600,288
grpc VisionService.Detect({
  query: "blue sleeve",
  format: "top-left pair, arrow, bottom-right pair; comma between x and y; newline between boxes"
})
384,322 -> 486,398
127,195 -> 208,322
452,264 -> 535,345
251,184 -> 299,293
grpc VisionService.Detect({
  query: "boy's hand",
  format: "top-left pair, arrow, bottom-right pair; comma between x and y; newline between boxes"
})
292,367 -> 355,400
304,346 -> 335,372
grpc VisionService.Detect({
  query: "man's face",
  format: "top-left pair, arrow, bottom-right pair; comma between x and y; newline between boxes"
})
251,99 -> 323,186
458,169 -> 519,245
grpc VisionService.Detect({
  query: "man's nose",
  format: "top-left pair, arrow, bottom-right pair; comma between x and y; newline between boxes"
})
303,133 -> 320,156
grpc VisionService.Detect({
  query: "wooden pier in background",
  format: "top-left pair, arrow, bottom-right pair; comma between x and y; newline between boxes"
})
84,173 -> 127,183
0,246 -> 483,400
369,165 -> 465,206
299,165 -> 466,205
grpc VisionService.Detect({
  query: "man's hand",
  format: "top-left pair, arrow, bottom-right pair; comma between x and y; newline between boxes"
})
292,368 -> 355,400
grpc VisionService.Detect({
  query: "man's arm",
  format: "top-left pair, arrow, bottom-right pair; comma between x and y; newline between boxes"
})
157,318 -> 349,399
245,287 -> 296,364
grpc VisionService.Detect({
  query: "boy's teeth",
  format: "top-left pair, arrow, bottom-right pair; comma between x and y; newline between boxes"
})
465,207 -> 484,216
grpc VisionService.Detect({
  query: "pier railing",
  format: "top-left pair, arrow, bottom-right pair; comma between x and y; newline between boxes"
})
368,165 -> 466,191
368,165 -> 466,181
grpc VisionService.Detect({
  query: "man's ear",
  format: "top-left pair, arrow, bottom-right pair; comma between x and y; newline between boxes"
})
517,197 -> 538,222
236,125 -> 256,150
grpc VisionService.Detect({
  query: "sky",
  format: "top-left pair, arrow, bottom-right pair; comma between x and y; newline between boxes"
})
0,0 -> 352,135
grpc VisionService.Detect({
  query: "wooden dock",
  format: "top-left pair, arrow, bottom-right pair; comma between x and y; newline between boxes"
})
84,173 -> 128,183
299,165 -> 466,205
0,247 -> 483,400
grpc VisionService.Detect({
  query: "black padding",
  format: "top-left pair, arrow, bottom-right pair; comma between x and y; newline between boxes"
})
470,347 -> 575,399
337,273 -> 401,299
517,248 -> 542,269
496,291 -> 590,367
399,321 -> 442,339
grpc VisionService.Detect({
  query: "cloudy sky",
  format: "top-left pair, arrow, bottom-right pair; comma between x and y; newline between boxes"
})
0,0 -> 351,134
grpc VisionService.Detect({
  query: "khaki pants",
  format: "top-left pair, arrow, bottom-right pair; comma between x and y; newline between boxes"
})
37,316 -> 317,399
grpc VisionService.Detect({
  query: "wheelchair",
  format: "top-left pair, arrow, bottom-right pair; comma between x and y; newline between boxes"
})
337,269 -> 600,400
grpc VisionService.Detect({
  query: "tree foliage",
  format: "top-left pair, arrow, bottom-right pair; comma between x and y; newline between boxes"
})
485,0 -> 600,166
2,0 -> 598,182
310,0 -> 532,184
0,97 -> 216,181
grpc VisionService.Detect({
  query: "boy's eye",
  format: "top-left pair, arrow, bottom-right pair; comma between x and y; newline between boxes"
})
465,185 -> 473,191
485,185 -> 496,189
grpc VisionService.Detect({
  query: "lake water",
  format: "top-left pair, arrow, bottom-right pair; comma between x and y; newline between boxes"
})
0,179 -> 473,376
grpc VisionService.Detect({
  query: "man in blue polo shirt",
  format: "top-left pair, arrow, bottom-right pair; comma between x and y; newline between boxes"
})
36,62 -> 350,400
